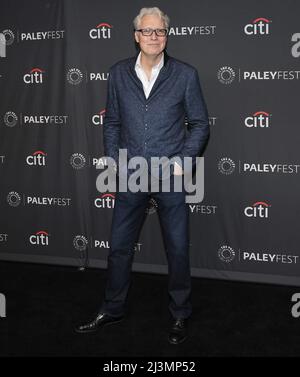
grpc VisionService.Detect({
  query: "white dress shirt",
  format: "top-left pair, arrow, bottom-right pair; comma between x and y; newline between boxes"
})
134,51 -> 164,99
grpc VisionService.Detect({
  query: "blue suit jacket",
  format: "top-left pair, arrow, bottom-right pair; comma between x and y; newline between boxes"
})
103,51 -> 209,175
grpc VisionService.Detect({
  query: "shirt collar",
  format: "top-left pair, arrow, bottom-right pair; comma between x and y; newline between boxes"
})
135,51 -> 164,71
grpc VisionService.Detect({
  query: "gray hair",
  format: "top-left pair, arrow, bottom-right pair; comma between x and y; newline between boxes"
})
133,7 -> 170,30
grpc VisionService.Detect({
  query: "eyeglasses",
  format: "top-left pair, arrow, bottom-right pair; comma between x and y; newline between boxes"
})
135,28 -> 168,37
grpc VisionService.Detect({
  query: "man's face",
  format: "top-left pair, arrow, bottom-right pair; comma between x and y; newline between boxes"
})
134,15 -> 167,57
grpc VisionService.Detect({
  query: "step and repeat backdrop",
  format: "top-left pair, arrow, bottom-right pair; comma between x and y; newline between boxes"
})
1,0 -> 300,285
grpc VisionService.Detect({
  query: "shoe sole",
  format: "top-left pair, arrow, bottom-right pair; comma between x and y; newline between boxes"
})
75,317 -> 124,334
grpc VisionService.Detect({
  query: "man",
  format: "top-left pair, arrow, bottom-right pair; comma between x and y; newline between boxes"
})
76,7 -> 209,345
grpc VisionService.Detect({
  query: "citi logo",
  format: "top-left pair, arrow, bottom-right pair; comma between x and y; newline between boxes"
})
244,201 -> 271,218
89,22 -> 112,39
244,111 -> 271,128
29,230 -> 49,246
92,109 -> 106,126
23,68 -> 45,84
94,193 -> 115,209
244,17 -> 271,35
26,150 -> 47,166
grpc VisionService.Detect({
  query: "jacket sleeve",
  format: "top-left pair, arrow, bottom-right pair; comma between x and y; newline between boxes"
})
178,68 -> 210,168
102,69 -> 121,162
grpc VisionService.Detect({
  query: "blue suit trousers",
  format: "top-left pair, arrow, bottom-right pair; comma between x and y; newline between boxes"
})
100,175 -> 192,320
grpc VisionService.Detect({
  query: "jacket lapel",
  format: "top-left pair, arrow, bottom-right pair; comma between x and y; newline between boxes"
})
128,53 -> 145,101
147,51 -> 171,100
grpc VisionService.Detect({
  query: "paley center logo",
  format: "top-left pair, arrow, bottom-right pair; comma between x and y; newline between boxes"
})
7,190 -> 71,207
218,158 -> 236,175
3,111 -> 68,127
73,235 -> 89,251
218,67 -> 300,82
66,68 -> 108,84
244,201 -> 271,218
66,68 -> 84,85
244,17 -> 271,35
29,230 -> 49,246
218,245 -> 236,263
1,28 -> 64,43
26,150 -> 47,166
7,191 -> 22,207
217,66 -> 236,84
3,111 -> 18,127
89,22 -> 113,39
218,245 -> 299,264
218,157 -> 300,175
92,109 -> 106,126
94,193 -> 115,209
1,28 -> 64,58
23,68 -> 45,84
70,153 -> 87,169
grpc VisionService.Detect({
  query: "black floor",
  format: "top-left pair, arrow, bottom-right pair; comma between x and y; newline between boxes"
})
0,260 -> 300,357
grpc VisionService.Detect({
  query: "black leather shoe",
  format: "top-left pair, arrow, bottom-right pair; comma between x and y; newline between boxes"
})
168,318 -> 188,345
75,312 -> 124,334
